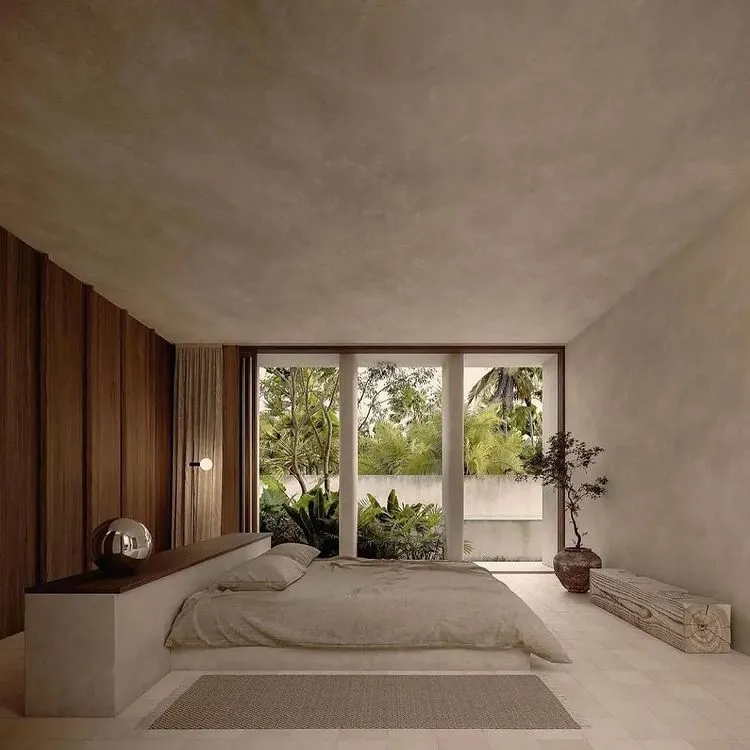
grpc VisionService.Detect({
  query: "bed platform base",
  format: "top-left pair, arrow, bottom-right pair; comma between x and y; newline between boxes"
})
170,646 -> 531,672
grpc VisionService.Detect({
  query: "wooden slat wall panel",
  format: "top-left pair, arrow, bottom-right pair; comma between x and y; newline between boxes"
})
222,346 -> 240,534
153,334 -> 174,551
121,315 -> 151,529
40,259 -> 86,582
85,291 -> 122,564
0,230 -> 40,637
0,224 -> 176,632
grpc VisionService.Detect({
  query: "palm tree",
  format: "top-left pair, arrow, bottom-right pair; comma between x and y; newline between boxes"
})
463,406 -> 525,475
467,367 -> 542,443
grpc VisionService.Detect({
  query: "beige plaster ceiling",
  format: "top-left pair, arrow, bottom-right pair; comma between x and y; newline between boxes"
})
2,1 -> 750,344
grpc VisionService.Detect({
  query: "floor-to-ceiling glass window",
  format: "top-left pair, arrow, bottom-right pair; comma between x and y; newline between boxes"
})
356,356 -> 444,559
257,354 -> 341,556
462,355 -> 545,563
245,349 -> 562,564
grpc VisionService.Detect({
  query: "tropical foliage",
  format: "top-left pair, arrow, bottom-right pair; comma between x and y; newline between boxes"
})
467,366 -> 543,444
284,485 -> 340,557
357,364 -> 439,435
358,404 -> 534,476
259,364 -> 544,486
258,475 -> 302,545
357,489 -> 471,560
259,367 -> 340,494
258,480 -> 470,560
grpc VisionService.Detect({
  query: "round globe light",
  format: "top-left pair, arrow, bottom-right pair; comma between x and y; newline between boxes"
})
199,457 -> 214,471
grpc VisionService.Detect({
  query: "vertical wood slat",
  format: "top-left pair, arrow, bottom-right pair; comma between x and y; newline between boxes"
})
121,316 -> 151,530
40,259 -> 86,581
155,335 -> 175,551
222,346 -> 240,534
0,230 -> 40,637
121,317 -> 174,551
38,256 -> 48,585
85,290 -> 123,566
144,329 -> 159,546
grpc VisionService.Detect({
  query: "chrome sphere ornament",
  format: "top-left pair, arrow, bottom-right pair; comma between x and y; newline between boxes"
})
91,518 -> 153,576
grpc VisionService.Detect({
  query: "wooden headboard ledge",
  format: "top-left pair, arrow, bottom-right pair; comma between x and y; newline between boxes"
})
26,532 -> 271,594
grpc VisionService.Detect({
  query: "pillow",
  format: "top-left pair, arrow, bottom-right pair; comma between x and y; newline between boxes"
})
266,542 -> 320,568
214,553 -> 305,591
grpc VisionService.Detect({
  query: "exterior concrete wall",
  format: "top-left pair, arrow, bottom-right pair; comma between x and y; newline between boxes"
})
275,474 -> 544,560
463,520 -> 542,561
566,196 -> 750,654
280,475 -> 543,520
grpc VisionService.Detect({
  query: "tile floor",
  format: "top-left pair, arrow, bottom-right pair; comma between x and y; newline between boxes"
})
0,573 -> 749,749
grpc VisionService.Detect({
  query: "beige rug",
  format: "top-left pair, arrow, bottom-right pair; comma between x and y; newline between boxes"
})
148,674 -> 580,730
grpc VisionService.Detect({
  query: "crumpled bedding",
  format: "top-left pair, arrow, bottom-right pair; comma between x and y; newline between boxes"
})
165,557 -> 570,663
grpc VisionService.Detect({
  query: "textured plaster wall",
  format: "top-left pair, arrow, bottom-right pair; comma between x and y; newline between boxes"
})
566,196 -> 750,654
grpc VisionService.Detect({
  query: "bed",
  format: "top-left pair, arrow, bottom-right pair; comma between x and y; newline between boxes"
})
166,557 -> 570,671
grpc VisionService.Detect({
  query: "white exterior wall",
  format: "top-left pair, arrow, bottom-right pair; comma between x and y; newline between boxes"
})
279,474 -> 542,519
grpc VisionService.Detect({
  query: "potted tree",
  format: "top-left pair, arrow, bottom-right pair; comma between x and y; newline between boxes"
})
518,431 -> 608,592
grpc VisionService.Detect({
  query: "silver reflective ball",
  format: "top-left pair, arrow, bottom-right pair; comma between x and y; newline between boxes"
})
92,518 -> 153,576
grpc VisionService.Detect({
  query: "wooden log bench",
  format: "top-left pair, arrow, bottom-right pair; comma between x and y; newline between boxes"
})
589,568 -> 731,653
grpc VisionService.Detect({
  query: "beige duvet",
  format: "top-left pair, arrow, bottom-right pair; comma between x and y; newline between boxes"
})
165,558 -> 570,663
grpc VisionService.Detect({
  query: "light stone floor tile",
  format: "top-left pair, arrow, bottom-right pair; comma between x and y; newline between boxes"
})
387,730 -> 439,750
1,574 -> 750,750
436,729 -> 491,749
337,740 -> 389,750
485,737 -> 540,750
231,729 -> 339,749
79,741 -> 187,750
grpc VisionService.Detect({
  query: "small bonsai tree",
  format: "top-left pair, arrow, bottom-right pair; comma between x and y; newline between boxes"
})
517,431 -> 608,549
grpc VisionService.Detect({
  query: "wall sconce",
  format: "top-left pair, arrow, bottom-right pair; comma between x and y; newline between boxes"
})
188,458 -> 214,471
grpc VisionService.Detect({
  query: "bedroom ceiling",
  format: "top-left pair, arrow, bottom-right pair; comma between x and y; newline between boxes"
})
1,1 -> 750,345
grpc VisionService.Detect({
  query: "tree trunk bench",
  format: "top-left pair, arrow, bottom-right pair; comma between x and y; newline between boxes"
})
589,568 -> 731,653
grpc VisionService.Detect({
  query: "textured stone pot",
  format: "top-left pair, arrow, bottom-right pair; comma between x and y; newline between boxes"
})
553,547 -> 602,593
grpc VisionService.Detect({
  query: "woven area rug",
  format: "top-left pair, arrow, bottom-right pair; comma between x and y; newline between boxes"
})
148,674 -> 580,730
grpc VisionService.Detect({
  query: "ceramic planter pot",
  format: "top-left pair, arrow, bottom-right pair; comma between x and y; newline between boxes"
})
553,546 -> 602,593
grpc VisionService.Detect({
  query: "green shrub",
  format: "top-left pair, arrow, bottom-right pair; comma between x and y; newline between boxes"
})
284,486 -> 340,557
259,476 -> 303,546
260,482 -> 472,560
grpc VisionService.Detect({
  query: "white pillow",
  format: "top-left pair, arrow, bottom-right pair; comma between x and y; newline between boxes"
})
214,553 -> 305,591
266,542 -> 320,568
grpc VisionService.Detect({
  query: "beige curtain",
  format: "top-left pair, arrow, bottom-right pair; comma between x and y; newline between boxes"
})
172,345 -> 223,546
